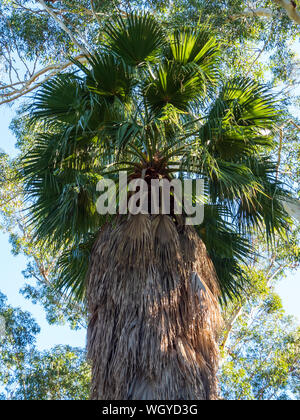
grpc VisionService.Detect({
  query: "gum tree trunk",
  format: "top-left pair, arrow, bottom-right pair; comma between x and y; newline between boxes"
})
87,214 -> 221,400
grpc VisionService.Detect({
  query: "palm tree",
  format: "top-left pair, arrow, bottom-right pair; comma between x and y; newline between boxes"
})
22,14 -> 289,400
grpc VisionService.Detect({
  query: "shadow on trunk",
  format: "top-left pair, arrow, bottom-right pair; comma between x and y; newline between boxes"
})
87,214 -> 222,400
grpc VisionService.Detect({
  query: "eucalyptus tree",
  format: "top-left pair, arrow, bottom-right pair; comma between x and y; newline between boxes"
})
2,0 -> 300,106
22,14 -> 290,400
0,292 -> 90,400
220,277 -> 300,400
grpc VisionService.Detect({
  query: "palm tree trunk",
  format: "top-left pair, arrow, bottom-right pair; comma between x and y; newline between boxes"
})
87,214 -> 221,400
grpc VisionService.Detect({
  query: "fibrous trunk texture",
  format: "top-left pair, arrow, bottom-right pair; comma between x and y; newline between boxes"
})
87,214 -> 222,400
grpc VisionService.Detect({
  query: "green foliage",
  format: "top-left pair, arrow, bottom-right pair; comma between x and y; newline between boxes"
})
11,346 -> 90,400
31,75 -> 90,125
105,13 -> 166,65
20,13 -> 291,302
0,0 -> 299,401
220,290 -> 300,400
197,205 -> 251,302
0,151 -> 87,329
0,291 -> 90,400
1,0 -> 300,105
220,238 -> 300,400
55,234 -> 97,302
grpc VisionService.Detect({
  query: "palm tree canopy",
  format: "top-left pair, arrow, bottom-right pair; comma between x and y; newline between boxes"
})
22,13 -> 290,302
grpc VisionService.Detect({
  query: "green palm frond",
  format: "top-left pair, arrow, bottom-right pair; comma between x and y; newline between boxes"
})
84,52 -> 135,102
167,28 -> 220,89
168,28 -> 218,64
20,13 -> 291,304
30,74 -> 89,126
209,159 -> 262,203
26,169 -> 101,246
236,156 -> 290,240
211,125 -> 273,160
200,78 -> 278,153
104,13 -> 165,66
22,130 -> 103,247
143,62 -> 202,114
55,234 -> 97,301
182,145 -> 263,204
218,78 -> 278,128
198,204 -> 251,302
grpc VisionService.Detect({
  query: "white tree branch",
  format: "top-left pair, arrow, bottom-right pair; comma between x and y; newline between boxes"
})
36,0 -> 89,54
276,0 -> 300,24
237,1 -> 300,25
242,7 -> 273,18
0,55 -> 87,106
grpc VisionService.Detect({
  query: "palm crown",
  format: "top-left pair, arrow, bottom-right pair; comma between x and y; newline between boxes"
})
22,13 -> 289,302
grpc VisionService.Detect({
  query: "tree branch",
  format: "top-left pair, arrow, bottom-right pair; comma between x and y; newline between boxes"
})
0,55 -> 87,106
36,0 -> 89,54
220,305 -> 244,350
220,260 -> 289,353
237,1 -> 300,25
241,7 -> 273,19
276,0 -> 300,25
276,119 -> 300,179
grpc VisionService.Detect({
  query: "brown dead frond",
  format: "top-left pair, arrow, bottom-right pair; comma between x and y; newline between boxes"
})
87,215 -> 222,400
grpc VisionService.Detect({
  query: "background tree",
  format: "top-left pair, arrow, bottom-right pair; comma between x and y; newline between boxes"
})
220,278 -> 300,400
1,0 -> 300,105
0,151 -> 86,329
0,291 -> 90,400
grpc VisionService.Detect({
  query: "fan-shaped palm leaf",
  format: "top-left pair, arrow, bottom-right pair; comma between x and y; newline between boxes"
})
143,62 -> 202,114
30,74 -> 90,126
104,13 -> 165,66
